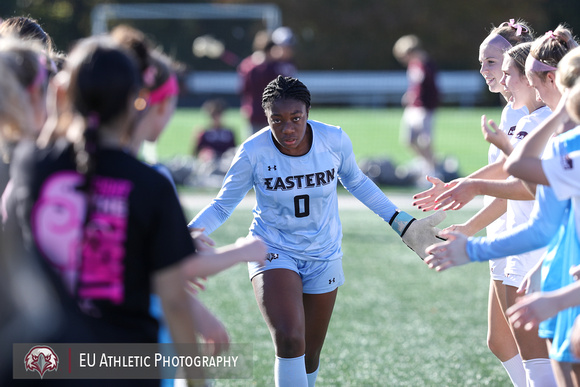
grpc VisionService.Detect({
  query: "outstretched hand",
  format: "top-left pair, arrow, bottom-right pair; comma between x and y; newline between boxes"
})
424,230 -> 470,271
190,227 -> 216,253
235,236 -> 267,266
400,211 -> 447,260
412,175 -> 459,212
433,179 -> 478,211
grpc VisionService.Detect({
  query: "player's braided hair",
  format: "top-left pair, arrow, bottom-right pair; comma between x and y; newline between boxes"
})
261,75 -> 311,111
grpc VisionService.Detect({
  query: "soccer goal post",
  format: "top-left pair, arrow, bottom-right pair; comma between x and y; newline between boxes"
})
90,3 -> 282,35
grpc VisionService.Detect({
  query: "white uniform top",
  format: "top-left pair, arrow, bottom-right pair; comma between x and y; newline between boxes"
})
505,106 -> 552,276
190,120 -> 399,261
542,126 -> 580,240
484,102 -> 528,237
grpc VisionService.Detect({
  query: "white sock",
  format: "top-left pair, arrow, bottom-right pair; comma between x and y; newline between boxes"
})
275,355 -> 307,387
307,364 -> 319,387
522,358 -> 557,387
501,354 -> 526,387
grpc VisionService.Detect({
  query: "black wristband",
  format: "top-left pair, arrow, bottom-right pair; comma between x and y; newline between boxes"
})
388,210 -> 400,225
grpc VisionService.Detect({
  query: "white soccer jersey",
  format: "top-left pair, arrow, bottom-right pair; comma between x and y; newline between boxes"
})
542,126 -> 580,240
485,102 -> 528,237
190,120 -> 399,261
504,106 -> 552,276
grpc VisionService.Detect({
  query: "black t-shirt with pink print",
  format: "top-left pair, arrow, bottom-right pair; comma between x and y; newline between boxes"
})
4,139 -> 196,343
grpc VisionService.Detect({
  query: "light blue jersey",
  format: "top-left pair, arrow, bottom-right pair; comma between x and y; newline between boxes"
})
190,120 -> 399,261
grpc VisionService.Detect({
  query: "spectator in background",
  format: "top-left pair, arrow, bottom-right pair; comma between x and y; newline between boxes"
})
237,29 -> 270,78
271,26 -> 297,77
393,34 -> 440,180
194,98 -> 236,163
237,28 -> 297,135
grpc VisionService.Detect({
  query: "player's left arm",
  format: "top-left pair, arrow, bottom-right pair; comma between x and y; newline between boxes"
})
337,130 -> 446,260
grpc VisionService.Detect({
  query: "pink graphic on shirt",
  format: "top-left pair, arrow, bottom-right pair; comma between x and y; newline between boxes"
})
31,172 -> 132,304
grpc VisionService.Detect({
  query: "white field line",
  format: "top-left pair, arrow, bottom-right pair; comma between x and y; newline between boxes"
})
180,191 -> 484,213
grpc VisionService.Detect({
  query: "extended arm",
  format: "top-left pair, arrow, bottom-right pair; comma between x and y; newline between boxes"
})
181,237 -> 267,279
425,185 -> 569,270
443,197 -> 507,237
189,147 -> 254,234
467,185 -> 567,261
338,131 -> 445,259
433,177 -> 534,211
412,160 -> 508,212
507,278 -> 580,331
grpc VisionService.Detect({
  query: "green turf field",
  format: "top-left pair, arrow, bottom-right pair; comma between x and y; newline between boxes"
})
158,106 -> 504,178
186,204 -> 510,386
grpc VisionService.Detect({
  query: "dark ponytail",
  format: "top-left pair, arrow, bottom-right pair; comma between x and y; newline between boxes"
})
65,36 -> 141,189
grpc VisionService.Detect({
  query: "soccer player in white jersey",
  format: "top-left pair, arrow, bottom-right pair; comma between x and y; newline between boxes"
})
413,19 -> 535,385
422,41 -> 557,386
189,75 -> 445,386
425,28 -> 579,387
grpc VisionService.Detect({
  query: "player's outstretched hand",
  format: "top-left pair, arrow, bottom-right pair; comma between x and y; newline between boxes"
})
412,175 -> 458,212
433,179 -> 478,211
441,223 -> 477,237
481,115 -> 512,156
390,210 -> 447,260
235,236 -> 267,266
191,227 -> 216,253
424,230 -> 470,271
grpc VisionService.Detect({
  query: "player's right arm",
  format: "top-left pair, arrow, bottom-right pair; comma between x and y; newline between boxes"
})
426,185 -> 569,270
189,146 -> 254,234
467,184 -> 569,261
413,159 -> 509,212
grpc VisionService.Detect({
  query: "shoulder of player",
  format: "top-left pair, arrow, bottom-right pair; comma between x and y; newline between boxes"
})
516,107 -> 549,128
556,126 -> 580,152
308,119 -> 343,137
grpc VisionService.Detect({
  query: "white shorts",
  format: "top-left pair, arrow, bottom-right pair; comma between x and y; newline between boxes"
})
503,273 -> 525,288
504,247 -> 546,287
489,257 -> 508,282
248,253 -> 345,294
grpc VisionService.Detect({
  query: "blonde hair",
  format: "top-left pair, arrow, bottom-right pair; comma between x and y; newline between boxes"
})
566,81 -> 580,123
530,24 -> 579,80
393,35 -> 422,60
491,19 -> 534,45
557,46 -> 580,89
505,42 -> 532,76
